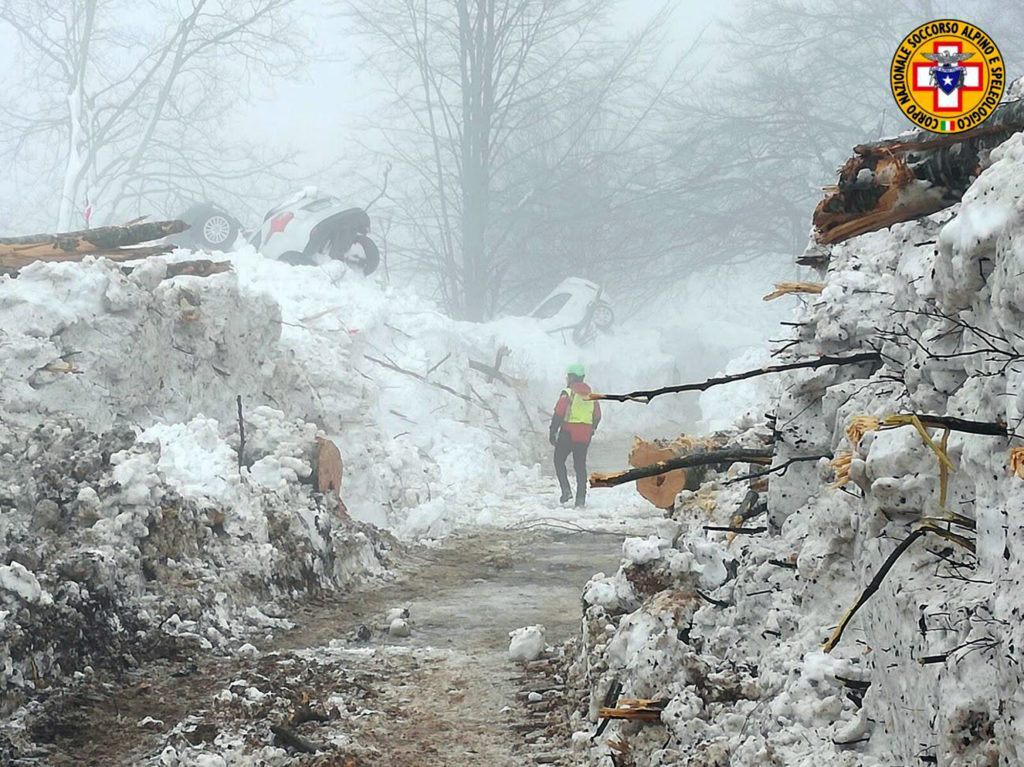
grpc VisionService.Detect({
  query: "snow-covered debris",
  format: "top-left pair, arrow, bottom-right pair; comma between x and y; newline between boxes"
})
0,562 -> 51,606
566,124 -> 1024,766
388,617 -> 411,638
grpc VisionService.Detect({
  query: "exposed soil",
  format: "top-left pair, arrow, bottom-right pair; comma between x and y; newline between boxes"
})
5,437 -> 647,766
5,527 -> 638,766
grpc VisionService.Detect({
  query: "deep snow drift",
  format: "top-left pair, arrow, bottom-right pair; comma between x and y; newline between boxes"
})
568,130 -> 1024,765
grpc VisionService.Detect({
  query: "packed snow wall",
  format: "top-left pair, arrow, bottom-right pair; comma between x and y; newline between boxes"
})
569,132 -> 1024,765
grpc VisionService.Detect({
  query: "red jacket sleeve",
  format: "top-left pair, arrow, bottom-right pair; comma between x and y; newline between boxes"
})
553,392 -> 569,419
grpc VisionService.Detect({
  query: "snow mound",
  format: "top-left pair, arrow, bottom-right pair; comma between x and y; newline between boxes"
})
508,624 -> 546,662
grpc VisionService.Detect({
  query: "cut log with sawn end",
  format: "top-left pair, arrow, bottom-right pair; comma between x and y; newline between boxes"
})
628,435 -> 730,509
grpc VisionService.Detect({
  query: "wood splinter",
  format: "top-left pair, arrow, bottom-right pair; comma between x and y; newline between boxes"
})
597,698 -> 669,722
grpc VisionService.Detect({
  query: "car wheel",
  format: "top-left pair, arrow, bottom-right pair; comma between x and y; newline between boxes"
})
591,301 -> 614,330
330,233 -> 380,275
353,234 -> 380,275
181,203 -> 238,250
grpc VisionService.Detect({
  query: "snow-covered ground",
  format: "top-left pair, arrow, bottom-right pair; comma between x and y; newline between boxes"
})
9,102 -> 1022,767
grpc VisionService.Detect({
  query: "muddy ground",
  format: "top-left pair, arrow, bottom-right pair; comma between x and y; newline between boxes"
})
3,439 -> 652,766
5,526 -> 647,766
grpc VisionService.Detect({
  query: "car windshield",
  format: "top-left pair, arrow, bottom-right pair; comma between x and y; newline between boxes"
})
531,293 -> 571,319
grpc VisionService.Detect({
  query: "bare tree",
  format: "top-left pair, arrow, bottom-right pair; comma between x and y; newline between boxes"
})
653,0 -> 1024,278
0,0 -> 308,229
347,0 -> 680,320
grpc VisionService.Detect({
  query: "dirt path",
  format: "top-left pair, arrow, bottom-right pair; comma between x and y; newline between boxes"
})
9,437 -> 649,766
12,527 -> 639,766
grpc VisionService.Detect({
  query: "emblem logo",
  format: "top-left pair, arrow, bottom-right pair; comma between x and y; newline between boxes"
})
890,20 -> 1004,134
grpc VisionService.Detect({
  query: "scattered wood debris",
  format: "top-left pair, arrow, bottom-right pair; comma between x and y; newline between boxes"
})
597,697 -> 669,722
1010,447 -> 1024,479
315,437 -> 344,494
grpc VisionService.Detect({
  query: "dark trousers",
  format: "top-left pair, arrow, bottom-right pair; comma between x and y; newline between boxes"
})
554,432 -> 589,505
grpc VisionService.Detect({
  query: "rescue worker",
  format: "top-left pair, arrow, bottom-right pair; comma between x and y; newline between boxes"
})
549,364 -> 601,507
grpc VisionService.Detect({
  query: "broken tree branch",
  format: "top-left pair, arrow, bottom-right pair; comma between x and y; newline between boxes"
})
590,447 -> 775,488
762,281 -> 825,301
469,358 -> 521,387
723,454 -> 828,485
884,414 -> 1008,437
365,354 -> 474,405
590,352 -> 881,404
236,395 -> 246,474
270,723 -> 319,754
823,523 -> 975,653
117,259 -> 232,280
703,525 -> 767,534
823,528 -> 926,653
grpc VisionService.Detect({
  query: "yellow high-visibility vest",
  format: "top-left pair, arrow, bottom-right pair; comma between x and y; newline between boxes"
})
563,388 -> 596,425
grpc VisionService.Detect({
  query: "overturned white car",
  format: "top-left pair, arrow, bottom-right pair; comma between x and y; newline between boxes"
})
529,277 -> 614,345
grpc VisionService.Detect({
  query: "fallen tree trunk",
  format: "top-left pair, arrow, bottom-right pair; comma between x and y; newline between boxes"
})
591,447 -> 774,488
590,352 -> 881,404
813,99 -> 1024,246
0,220 -> 186,269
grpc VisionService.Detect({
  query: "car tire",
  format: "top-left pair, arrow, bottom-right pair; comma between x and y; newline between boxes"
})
330,233 -> 380,275
181,203 -> 238,250
354,234 -> 380,275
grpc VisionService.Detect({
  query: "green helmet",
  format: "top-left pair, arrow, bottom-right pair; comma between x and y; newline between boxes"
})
566,363 -> 585,378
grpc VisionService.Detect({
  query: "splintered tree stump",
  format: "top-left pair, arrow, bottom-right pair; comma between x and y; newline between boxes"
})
315,437 -> 343,495
812,98 -> 1024,245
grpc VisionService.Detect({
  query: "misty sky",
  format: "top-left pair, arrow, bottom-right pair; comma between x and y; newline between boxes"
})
233,0 -> 724,182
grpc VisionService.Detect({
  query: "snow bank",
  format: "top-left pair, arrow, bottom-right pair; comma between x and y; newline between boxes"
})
569,127 -> 1024,765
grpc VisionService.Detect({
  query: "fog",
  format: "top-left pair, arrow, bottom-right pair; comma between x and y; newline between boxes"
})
2,1 -> 1023,328
6,3 -> 1024,764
